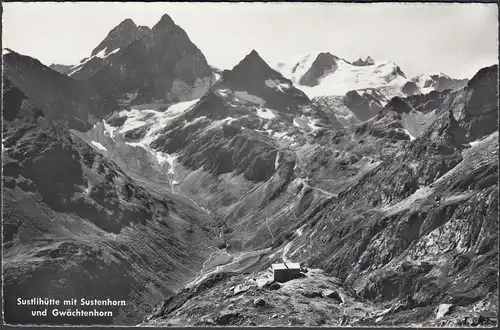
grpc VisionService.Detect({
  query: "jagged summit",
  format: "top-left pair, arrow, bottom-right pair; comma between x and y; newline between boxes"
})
411,71 -> 469,94
152,13 -> 177,32
91,18 -> 147,57
116,18 -> 137,30
221,49 -> 281,84
237,49 -> 271,69
468,64 -> 497,88
352,56 -> 375,66
247,49 -> 261,58
2,47 -> 14,55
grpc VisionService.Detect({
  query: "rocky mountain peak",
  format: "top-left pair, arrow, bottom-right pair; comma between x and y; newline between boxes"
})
300,52 -> 339,87
467,64 -> 497,90
223,49 -> 277,82
411,71 -> 470,94
352,56 -> 375,66
239,49 -> 269,69
116,18 -> 137,30
152,13 -> 177,32
91,18 -> 147,57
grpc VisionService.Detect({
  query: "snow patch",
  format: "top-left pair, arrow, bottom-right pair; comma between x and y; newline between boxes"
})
436,304 -> 452,319
256,107 -> 276,119
217,88 -> 230,97
155,152 -> 177,174
205,117 -> 238,130
94,48 -> 107,59
84,184 -> 92,195
69,47 -> 120,77
293,116 -> 322,132
469,131 -> 498,149
106,48 -> 120,57
234,91 -> 266,106
91,141 -> 107,152
184,116 -> 207,128
166,99 -> 199,116
381,186 -> 433,216
102,121 -> 117,140
265,79 -> 291,92
402,129 -> 415,141
295,224 -> 307,237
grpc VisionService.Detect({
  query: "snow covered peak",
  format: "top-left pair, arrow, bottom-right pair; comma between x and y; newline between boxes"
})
275,52 -> 408,99
273,51 -> 341,86
413,72 -> 450,85
411,72 -> 468,93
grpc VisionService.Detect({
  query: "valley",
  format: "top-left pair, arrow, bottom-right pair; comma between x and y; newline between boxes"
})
2,10 -> 498,327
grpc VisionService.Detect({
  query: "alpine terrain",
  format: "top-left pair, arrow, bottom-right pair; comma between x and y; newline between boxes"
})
2,12 -> 498,327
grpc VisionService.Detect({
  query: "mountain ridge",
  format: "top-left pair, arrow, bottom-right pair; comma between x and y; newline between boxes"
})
2,13 -> 498,327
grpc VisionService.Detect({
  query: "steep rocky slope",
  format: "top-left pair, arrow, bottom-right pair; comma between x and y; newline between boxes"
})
2,49 -> 99,130
3,14 -> 215,124
2,13 -> 497,326
2,78 -> 220,325
49,63 -> 73,75
80,50 -> 339,218
68,19 -> 151,81
87,14 -> 215,110
143,65 -> 498,327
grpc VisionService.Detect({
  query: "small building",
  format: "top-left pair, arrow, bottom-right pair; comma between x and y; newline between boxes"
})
272,262 -> 302,283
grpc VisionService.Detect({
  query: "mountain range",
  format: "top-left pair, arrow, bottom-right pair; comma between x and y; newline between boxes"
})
2,13 -> 498,327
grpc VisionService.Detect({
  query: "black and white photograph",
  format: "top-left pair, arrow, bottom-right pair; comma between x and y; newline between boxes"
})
1,2 -> 499,327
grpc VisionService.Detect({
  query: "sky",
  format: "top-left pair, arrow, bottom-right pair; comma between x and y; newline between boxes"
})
2,2 -> 498,79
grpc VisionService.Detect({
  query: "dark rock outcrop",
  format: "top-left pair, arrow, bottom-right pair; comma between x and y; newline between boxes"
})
352,56 -> 375,67
300,52 -> 339,87
70,19 -> 151,81
2,51 -> 97,131
88,14 -> 214,108
402,81 -> 420,96
344,89 -> 385,121
49,63 -> 73,75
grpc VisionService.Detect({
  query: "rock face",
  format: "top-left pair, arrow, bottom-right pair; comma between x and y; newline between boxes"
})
2,79 -> 218,325
91,19 -> 150,58
299,52 -> 339,87
49,63 -> 73,75
2,51 -> 98,131
3,14 -> 215,123
352,56 -> 375,66
143,64 -> 498,327
69,19 -> 151,81
148,50 -> 326,184
411,72 -> 469,94
2,16 -> 497,327
87,14 -> 214,109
